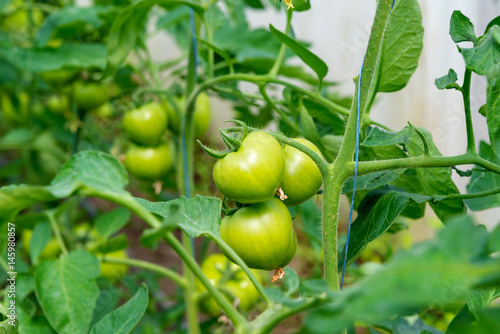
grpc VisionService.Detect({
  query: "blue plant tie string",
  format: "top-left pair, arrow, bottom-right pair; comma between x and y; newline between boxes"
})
340,0 -> 396,291
181,6 -> 199,255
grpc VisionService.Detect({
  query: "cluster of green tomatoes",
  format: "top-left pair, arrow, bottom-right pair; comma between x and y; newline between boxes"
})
121,93 -> 211,180
201,126 -> 324,272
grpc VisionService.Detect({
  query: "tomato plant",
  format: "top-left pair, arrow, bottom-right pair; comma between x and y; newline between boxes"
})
1,1 -> 500,334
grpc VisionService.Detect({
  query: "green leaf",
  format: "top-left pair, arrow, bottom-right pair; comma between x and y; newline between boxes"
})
48,151 -> 129,198
489,223 -> 500,253
95,208 -> 130,240
449,10 -> 477,44
486,78 -> 500,156
299,103 -> 322,147
407,129 -> 466,221
243,0 -> 264,9
283,267 -> 300,296
95,234 -> 129,254
378,0 -> 424,92
291,0 -> 310,12
30,221 -> 51,264
309,215 -> 500,333
362,124 -> 415,148
90,283 -> 148,334
460,25 -> 500,78
435,69 -> 461,90
1,44 -> 107,72
466,288 -> 500,319
320,135 -> 342,162
34,250 -> 100,334
342,169 -> 407,194
35,6 -> 115,47
391,169 -> 427,219
0,185 -> 55,224
104,0 -> 153,77
140,203 -> 180,249
269,24 -> 328,81
137,195 -> 222,239
485,16 -> 500,35
465,142 -> 500,211
105,0 -> 203,76
338,185 -> 431,271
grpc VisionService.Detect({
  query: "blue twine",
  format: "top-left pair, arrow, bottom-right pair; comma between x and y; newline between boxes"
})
340,0 -> 396,291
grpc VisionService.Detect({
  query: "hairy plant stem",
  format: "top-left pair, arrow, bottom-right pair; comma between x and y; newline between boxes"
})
83,190 -> 249,330
102,256 -> 187,289
355,153 -> 500,176
462,69 -> 476,154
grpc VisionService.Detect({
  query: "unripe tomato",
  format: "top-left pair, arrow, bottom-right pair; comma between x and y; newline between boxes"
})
40,70 -> 76,86
213,131 -> 285,204
99,249 -> 129,282
161,92 -> 211,138
196,254 -> 264,316
46,94 -> 70,114
124,143 -> 173,180
220,197 -> 294,270
281,138 -> 324,206
22,229 -> 61,259
279,228 -> 297,268
122,102 -> 167,145
73,81 -> 109,110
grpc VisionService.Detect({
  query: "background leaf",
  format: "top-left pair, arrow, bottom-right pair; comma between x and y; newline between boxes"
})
90,283 -> 148,334
48,151 -> 129,198
338,185 -> 431,270
269,24 -> 328,81
1,44 -> 107,72
137,195 -> 222,239
460,25 -> 500,78
0,185 -> 55,224
362,124 -> 415,148
435,68 -> 461,90
449,10 -> 476,44
34,250 -> 100,334
407,129 -> 466,221
30,221 -> 51,264
378,0 -> 424,92
486,78 -> 500,156
465,142 -> 500,210
95,207 -> 130,240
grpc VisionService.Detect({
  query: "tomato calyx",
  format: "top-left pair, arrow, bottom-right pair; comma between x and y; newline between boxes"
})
272,268 -> 285,283
197,119 -> 249,159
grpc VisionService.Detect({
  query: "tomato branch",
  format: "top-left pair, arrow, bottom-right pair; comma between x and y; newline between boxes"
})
461,68 -> 477,155
355,153 -> 500,176
102,256 -> 187,289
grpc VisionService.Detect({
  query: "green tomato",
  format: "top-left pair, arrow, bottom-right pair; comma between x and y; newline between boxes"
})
196,254 -> 264,316
213,131 -> 285,204
99,249 -> 129,282
22,229 -> 61,259
161,92 -> 211,138
281,138 -> 324,206
122,102 -> 168,145
220,197 -> 294,270
124,143 -> 173,180
73,81 -> 109,110
40,70 -> 76,86
46,94 -> 70,114
279,228 -> 297,268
